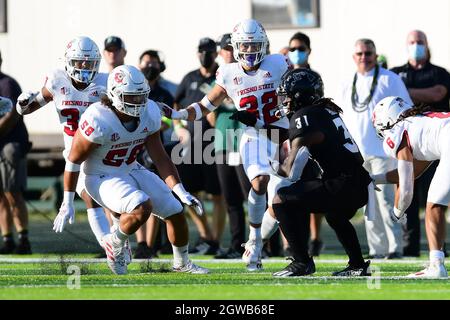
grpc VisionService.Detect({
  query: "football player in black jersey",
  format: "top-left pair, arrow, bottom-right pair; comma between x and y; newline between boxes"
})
269,68 -> 372,277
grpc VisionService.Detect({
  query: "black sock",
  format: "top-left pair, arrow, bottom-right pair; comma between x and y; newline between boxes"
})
18,230 -> 28,241
2,234 -> 13,243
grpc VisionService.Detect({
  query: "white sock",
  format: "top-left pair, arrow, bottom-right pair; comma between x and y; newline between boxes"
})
248,189 -> 266,225
172,244 -> 189,267
430,250 -> 445,263
87,208 -> 110,246
110,215 -> 120,232
261,209 -> 279,241
249,225 -> 262,241
112,226 -> 128,247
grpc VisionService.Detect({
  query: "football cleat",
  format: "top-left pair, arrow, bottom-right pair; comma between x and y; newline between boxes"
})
273,258 -> 316,277
242,238 -> 263,271
332,260 -> 371,277
173,260 -> 209,274
102,234 -> 127,275
406,260 -> 448,279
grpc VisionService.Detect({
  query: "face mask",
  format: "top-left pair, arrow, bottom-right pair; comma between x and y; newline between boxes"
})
288,50 -> 308,65
200,52 -> 215,68
407,44 -> 426,61
142,66 -> 160,82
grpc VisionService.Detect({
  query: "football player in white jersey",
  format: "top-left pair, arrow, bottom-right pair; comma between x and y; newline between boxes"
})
160,19 -> 291,271
59,65 -> 208,275
372,96 -> 450,278
15,36 -> 113,252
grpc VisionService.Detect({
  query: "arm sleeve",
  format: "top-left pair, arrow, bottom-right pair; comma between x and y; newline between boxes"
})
396,159 -> 414,213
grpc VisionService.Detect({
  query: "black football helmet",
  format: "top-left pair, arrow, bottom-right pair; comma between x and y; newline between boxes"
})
276,68 -> 324,114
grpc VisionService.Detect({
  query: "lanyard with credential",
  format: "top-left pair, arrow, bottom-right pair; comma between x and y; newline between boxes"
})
351,64 -> 379,112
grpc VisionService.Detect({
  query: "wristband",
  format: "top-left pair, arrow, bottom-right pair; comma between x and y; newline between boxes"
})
200,96 -> 217,112
36,92 -> 48,107
393,207 -> 404,218
63,191 -> 75,204
192,103 -> 203,120
65,160 -> 81,172
172,183 -> 187,196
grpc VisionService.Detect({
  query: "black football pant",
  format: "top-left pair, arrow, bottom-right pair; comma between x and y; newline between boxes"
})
272,177 -> 367,267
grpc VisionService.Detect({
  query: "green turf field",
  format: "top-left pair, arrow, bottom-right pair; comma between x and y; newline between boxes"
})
0,254 -> 449,300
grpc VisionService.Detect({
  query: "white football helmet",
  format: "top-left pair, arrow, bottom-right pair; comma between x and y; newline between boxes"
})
107,65 -> 150,117
65,36 -> 101,84
231,19 -> 268,68
372,96 -> 412,138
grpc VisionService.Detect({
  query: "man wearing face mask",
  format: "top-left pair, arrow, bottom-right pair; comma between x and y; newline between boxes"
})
287,32 -> 312,69
172,38 -> 225,256
390,30 -> 450,258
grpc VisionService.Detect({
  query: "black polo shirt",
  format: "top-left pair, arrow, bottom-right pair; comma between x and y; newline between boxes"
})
149,82 -> 174,107
0,72 -> 30,155
390,62 -> 450,111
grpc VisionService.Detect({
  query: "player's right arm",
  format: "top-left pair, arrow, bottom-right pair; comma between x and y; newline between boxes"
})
16,86 -> 53,115
160,84 -> 228,121
393,136 -> 415,217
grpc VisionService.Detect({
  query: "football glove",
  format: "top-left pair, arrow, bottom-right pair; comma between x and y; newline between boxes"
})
16,91 -> 39,115
53,192 -> 75,232
156,102 -> 188,120
229,110 -> 264,128
172,183 -> 204,216
390,207 -> 407,224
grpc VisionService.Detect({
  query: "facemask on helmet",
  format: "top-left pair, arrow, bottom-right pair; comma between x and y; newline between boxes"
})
231,19 -> 268,68
107,65 -> 150,117
372,96 -> 412,139
65,36 -> 101,84
276,68 -> 324,115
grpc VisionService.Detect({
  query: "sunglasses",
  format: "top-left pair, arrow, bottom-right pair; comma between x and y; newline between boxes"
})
355,51 -> 374,57
289,46 -> 308,52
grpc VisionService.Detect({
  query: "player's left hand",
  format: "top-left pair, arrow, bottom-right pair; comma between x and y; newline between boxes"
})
172,183 -> 204,216
390,209 -> 407,224
229,110 -> 258,127
156,102 -> 188,120
53,201 -> 75,233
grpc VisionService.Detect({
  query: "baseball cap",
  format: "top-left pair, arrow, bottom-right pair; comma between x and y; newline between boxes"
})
198,37 -> 217,52
218,33 -> 232,50
104,36 -> 126,51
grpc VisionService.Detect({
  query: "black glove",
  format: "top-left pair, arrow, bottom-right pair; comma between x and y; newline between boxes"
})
229,110 -> 258,127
